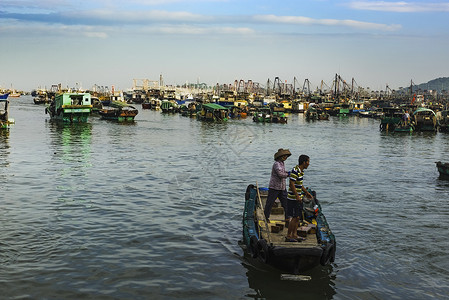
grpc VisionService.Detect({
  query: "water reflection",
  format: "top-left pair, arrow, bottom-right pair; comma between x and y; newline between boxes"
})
48,121 -> 93,176
241,255 -> 336,300
0,129 -> 10,186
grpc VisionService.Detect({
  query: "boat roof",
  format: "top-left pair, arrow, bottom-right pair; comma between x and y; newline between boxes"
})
203,103 -> 228,110
413,107 -> 436,115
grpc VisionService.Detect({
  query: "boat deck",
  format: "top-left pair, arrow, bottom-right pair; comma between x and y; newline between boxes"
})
257,194 -> 319,248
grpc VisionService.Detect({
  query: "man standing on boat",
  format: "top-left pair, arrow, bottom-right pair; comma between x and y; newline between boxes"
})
286,154 -> 313,242
264,149 -> 291,222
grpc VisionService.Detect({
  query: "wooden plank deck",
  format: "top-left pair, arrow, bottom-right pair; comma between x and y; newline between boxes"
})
256,194 -> 318,248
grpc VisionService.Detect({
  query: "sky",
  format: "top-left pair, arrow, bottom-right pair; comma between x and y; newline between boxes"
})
1,0 -> 449,92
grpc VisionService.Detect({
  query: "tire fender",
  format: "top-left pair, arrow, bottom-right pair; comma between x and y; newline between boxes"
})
257,239 -> 270,263
320,243 -> 334,266
249,236 -> 259,258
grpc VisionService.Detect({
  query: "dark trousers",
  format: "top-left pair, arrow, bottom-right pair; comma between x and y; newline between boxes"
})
264,188 -> 288,220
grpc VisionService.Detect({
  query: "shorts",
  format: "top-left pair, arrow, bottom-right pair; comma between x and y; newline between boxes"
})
287,200 -> 303,218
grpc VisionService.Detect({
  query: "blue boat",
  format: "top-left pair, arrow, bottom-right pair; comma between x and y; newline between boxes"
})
240,184 -> 336,276
0,92 -> 10,100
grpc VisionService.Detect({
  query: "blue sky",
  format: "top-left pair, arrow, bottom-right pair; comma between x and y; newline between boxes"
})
1,0 -> 449,92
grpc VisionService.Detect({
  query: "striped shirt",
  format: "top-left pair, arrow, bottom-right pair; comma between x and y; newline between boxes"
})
287,165 -> 304,201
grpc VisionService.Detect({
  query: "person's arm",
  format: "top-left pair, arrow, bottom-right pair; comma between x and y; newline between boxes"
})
302,185 -> 313,199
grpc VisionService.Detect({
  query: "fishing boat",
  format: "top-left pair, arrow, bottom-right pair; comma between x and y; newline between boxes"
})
437,110 -> 449,132
305,106 -> 318,120
380,107 -> 404,131
412,107 -> 437,131
241,185 -> 336,276
98,101 -> 138,122
197,103 -> 229,122
253,108 -> 272,123
45,92 -> 93,123
436,161 -> 449,179
0,97 -> 14,128
160,100 -> 178,113
271,111 -> 288,124
0,92 -> 10,100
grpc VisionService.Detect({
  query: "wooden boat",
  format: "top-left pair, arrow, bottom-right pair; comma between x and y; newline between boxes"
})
318,111 -> 330,120
436,161 -> 449,179
380,107 -> 404,131
98,101 -> 138,122
413,107 -> 437,131
305,106 -> 318,120
241,185 -> 336,275
253,108 -> 272,123
271,111 -> 287,124
141,99 -> 152,109
0,97 -> 14,128
160,100 -> 178,113
33,94 -> 52,105
9,90 -> 21,98
197,103 -> 229,121
45,92 -> 92,123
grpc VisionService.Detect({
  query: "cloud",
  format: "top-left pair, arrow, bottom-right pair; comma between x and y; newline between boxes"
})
347,1 -> 449,12
253,14 -> 401,31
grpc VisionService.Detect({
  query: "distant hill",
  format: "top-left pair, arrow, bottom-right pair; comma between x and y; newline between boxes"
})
398,77 -> 449,93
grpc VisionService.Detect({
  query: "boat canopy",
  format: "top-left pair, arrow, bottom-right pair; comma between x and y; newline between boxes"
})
413,107 -> 436,116
202,103 -> 228,111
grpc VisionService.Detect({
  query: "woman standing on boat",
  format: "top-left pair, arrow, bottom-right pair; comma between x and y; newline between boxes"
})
264,148 -> 291,221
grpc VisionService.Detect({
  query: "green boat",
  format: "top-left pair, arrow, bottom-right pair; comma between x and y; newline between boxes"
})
413,107 -> 437,131
252,107 -> 272,123
197,103 -> 229,121
46,93 -> 92,123
380,107 -> 404,131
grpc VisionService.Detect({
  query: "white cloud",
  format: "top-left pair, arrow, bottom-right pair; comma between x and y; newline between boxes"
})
253,14 -> 401,31
348,1 -> 449,12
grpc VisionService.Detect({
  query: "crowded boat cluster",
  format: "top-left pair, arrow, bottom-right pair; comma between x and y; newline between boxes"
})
2,74 -> 449,132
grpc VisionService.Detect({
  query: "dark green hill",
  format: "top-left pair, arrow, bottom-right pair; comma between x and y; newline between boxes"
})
399,77 -> 449,93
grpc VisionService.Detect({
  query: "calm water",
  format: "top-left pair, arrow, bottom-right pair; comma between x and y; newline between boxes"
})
1,96 -> 448,299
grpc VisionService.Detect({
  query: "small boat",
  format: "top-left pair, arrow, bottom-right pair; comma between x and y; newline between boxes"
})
436,161 -> 449,179
253,108 -> 272,123
380,107 -> 404,131
197,103 -> 229,121
412,107 -> 437,131
0,97 -> 14,128
9,90 -> 21,98
271,111 -> 288,123
318,111 -> 330,120
45,92 -> 93,123
0,92 -> 10,100
98,101 -> 138,122
160,100 -> 178,113
241,185 -> 336,276
305,106 -> 318,120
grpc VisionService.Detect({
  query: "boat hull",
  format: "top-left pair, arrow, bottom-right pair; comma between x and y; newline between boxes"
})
436,161 -> 449,179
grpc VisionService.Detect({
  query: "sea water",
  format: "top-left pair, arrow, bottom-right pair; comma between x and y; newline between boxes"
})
1,95 -> 448,299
